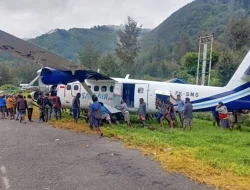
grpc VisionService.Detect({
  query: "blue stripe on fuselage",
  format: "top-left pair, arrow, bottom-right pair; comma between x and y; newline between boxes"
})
191,81 -> 250,104
194,98 -> 250,112
193,88 -> 250,108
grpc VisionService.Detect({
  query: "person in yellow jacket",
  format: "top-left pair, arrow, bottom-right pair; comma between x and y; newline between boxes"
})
6,95 -> 14,120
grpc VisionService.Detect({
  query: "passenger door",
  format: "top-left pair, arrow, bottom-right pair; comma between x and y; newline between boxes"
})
134,84 -> 149,109
64,84 -> 73,108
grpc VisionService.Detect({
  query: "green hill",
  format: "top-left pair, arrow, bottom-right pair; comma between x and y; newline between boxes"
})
29,25 -> 151,60
142,0 -> 250,59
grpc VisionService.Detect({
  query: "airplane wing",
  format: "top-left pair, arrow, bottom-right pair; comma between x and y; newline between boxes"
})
40,67 -> 113,85
0,30 -> 80,71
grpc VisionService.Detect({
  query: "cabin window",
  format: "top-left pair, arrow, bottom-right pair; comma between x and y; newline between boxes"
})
94,86 -> 99,92
110,86 -> 114,93
138,87 -> 144,94
101,86 -> 107,92
73,85 -> 79,91
66,85 -> 71,91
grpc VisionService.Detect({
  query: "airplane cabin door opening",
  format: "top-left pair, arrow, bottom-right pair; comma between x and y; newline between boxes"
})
123,84 -> 135,107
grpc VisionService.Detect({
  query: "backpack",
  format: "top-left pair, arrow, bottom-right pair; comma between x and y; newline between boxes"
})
94,103 -> 102,119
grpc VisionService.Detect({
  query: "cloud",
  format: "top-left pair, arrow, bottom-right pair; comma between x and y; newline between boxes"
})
0,0 -> 193,38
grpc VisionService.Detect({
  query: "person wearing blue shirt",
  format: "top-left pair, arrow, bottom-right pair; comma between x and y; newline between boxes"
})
90,95 -> 103,137
100,102 -> 112,127
0,94 -> 7,119
171,94 -> 185,126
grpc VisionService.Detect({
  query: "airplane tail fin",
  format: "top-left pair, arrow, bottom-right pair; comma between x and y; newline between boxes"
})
226,50 -> 250,88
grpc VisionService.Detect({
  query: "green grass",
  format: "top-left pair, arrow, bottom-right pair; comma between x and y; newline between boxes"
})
98,116 -> 250,177
50,112 -> 250,188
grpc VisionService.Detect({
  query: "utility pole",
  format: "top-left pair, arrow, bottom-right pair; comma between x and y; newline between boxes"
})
196,34 -> 215,86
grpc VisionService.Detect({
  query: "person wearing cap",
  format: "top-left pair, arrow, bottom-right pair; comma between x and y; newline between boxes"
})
183,97 -> 193,131
216,102 -> 230,129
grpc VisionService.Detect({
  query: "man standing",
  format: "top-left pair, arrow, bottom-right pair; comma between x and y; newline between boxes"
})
17,95 -> 27,124
156,99 -> 163,124
161,98 -> 174,128
37,92 -> 45,122
229,110 -> 249,131
216,102 -> 230,129
53,92 -> 62,120
212,110 -> 220,127
72,93 -> 81,123
91,95 -> 103,137
137,98 -> 147,127
171,94 -> 185,125
0,94 -> 6,119
6,95 -> 14,120
183,98 -> 193,131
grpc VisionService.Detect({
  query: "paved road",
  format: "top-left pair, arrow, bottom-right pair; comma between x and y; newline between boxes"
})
0,119 -> 212,190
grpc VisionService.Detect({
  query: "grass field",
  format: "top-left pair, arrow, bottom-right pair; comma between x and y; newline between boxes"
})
48,113 -> 250,189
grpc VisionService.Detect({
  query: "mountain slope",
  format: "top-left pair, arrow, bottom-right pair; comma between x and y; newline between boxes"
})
29,26 -> 150,60
142,0 -> 250,52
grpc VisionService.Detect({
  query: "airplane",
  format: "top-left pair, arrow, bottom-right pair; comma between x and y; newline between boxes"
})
1,29 -> 250,115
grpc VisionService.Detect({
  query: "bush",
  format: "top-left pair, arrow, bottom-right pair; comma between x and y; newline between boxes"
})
0,84 -> 19,91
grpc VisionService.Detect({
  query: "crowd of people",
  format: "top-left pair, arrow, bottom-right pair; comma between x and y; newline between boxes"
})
0,91 -> 62,124
0,90 -> 248,136
72,93 -> 194,137
214,102 -> 249,131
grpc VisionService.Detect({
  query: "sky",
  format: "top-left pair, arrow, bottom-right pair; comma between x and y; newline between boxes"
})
0,0 -> 193,38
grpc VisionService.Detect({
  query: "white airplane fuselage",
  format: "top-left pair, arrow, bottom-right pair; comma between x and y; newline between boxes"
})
55,77 -> 250,113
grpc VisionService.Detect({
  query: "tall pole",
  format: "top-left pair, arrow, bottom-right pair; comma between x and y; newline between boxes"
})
207,36 -> 214,86
196,37 -> 201,85
201,44 -> 207,86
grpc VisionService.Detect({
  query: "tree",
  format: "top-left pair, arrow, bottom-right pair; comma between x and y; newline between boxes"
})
229,17 -> 250,50
181,52 -> 198,76
79,40 -> 100,70
216,52 -> 238,86
100,54 -> 121,77
115,17 -> 142,76
0,63 -> 12,86
181,51 -> 220,76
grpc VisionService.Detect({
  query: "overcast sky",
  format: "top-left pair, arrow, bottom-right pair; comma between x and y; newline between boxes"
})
0,0 -> 193,38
